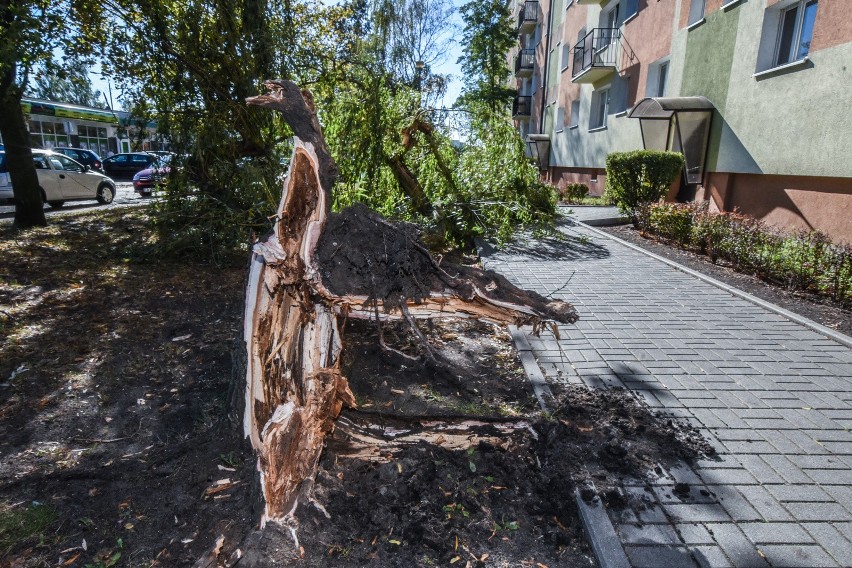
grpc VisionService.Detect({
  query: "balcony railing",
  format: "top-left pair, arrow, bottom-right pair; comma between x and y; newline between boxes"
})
514,49 -> 535,77
517,1 -> 538,33
512,95 -> 532,119
571,28 -> 636,84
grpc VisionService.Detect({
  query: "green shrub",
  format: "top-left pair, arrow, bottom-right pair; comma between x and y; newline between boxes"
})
640,202 -> 852,306
647,202 -> 693,247
560,183 -> 589,204
605,150 -> 684,226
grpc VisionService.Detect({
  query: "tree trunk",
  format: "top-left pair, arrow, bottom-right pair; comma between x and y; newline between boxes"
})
0,62 -> 46,229
241,80 -> 578,527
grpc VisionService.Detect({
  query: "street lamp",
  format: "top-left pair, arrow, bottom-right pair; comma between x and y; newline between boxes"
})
526,134 -> 551,171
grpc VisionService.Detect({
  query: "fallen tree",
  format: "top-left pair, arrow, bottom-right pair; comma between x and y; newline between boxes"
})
241,80 -> 578,527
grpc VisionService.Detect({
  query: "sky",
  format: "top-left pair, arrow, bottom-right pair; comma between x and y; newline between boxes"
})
88,0 -> 466,110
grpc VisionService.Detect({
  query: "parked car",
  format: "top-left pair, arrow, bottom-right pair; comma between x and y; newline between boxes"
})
102,152 -> 158,178
0,150 -> 117,207
53,147 -> 104,173
133,154 -> 173,196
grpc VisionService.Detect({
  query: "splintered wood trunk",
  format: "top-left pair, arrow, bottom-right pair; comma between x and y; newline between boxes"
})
242,80 -> 578,528
243,142 -> 354,525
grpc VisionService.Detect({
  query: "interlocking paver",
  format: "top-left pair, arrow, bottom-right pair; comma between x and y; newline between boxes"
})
484,222 -> 852,567
802,523 -> 852,565
704,523 -> 770,567
740,521 -> 815,544
758,544 -> 841,567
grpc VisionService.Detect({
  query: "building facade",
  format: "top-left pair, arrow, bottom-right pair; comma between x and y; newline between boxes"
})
509,0 -> 852,242
0,98 -> 166,157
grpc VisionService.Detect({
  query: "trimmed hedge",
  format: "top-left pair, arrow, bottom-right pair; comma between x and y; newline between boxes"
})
639,202 -> 852,305
605,150 -> 684,226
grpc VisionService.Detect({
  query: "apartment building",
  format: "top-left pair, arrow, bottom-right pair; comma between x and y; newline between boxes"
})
509,0 -> 852,242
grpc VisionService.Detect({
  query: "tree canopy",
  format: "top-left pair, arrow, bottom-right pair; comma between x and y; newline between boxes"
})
0,0 -> 106,227
27,55 -> 105,108
456,0 -> 518,114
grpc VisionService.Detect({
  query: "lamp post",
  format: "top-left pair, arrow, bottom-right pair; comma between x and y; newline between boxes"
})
526,134 -> 551,171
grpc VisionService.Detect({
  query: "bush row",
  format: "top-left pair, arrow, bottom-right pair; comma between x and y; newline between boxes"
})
638,202 -> 852,305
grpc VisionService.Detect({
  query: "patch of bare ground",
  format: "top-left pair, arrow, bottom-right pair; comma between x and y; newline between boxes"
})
601,224 -> 852,336
0,210 -> 713,568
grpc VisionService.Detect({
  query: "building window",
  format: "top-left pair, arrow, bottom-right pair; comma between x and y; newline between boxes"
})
775,0 -> 818,66
28,120 -> 69,149
657,62 -> 669,96
755,0 -> 818,73
688,0 -> 705,26
590,88 -> 610,129
78,125 -> 110,158
623,0 -> 638,21
646,59 -> 670,97
569,100 -> 580,127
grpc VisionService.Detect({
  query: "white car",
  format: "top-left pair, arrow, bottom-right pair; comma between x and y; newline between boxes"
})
0,149 -> 117,208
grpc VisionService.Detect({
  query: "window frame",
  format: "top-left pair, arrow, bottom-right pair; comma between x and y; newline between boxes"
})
569,100 -> 580,128
773,0 -> 818,67
688,0 -> 706,27
589,88 -> 610,130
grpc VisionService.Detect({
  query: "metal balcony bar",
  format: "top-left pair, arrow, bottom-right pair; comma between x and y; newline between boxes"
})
514,49 -> 535,75
517,1 -> 538,33
513,95 -> 532,118
571,28 -> 636,83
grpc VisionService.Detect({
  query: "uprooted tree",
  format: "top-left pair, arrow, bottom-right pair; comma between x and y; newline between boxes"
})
240,80 -> 578,527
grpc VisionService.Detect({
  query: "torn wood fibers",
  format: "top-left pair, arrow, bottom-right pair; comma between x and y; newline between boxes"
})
242,80 -> 578,527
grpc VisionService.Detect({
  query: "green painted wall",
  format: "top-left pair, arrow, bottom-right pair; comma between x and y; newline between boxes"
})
679,8 -> 740,171
679,9 -> 740,114
718,1 -> 852,178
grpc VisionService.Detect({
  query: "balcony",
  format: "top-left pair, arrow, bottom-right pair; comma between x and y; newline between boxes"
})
512,95 -> 532,120
514,49 -> 535,77
576,0 -> 607,5
517,1 -> 538,34
571,28 -> 636,84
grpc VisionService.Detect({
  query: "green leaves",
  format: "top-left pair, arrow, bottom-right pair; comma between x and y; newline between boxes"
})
457,0 -> 517,114
605,150 -> 685,226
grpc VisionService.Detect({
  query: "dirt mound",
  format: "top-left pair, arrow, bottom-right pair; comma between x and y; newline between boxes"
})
315,204 -> 578,323
237,320 -> 714,567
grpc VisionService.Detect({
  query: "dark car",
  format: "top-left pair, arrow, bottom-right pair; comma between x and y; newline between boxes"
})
53,148 -> 104,173
102,152 -> 158,178
132,155 -> 173,196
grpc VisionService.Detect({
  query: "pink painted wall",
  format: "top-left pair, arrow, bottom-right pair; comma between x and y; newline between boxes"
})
624,0 -> 677,103
548,167 -> 608,195
705,172 -> 852,244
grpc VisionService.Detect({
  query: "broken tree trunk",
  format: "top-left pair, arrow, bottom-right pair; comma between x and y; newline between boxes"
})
242,80 -> 578,527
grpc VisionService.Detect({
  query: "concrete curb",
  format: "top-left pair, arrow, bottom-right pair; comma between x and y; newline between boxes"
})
575,488 -> 631,568
507,324 -> 631,568
572,219 -> 852,350
508,325 -> 554,413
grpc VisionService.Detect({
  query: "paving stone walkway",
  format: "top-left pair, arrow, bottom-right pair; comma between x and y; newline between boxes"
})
482,219 -> 852,568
